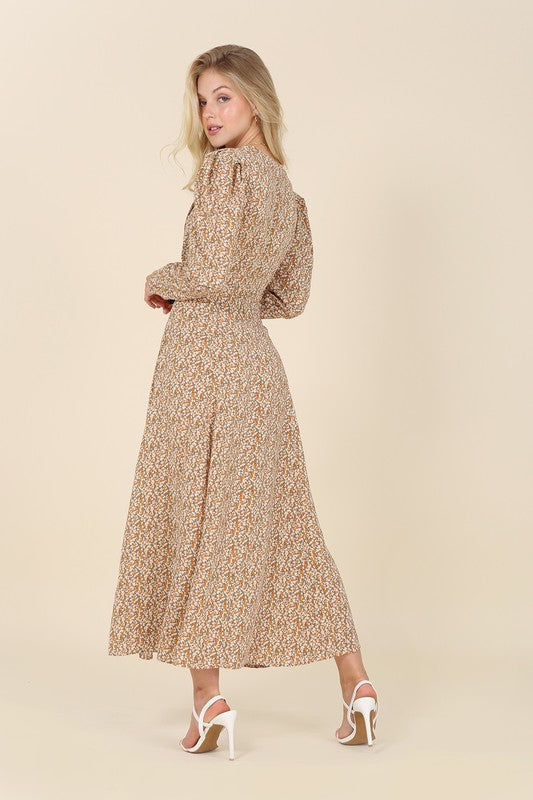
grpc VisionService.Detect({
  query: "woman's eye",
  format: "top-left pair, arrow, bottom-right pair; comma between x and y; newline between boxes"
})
199,95 -> 229,108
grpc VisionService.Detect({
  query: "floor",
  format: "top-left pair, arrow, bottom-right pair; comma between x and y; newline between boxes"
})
2,637 -> 531,800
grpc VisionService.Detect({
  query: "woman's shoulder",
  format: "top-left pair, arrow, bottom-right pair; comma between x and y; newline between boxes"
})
200,146 -> 246,172
196,146 -> 284,199
195,147 -> 250,194
202,146 -> 238,163
202,145 -> 289,178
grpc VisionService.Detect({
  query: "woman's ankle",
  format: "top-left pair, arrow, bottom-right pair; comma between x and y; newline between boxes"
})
340,671 -> 368,689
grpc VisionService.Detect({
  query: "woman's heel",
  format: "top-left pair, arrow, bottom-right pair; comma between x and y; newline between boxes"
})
210,709 -> 238,760
335,679 -> 379,746
179,694 -> 237,758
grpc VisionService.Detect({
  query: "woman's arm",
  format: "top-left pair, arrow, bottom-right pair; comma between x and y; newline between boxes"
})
146,150 -> 248,303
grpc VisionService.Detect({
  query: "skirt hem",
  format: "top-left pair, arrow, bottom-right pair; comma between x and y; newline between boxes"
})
107,642 -> 361,670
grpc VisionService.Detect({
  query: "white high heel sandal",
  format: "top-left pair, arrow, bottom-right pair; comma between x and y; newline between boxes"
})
179,694 -> 238,760
335,679 -> 379,746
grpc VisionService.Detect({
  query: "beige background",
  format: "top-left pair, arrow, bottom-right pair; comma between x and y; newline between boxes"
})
1,0 -> 531,797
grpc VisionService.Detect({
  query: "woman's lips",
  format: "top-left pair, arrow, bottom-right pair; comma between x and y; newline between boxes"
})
207,126 -> 222,136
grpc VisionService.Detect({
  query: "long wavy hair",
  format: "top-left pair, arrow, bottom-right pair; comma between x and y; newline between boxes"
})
161,45 -> 288,192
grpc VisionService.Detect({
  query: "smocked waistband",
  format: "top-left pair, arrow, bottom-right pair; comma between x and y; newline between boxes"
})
170,296 -> 262,322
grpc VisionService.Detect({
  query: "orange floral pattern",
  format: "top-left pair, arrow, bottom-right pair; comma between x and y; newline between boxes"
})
108,145 -> 360,668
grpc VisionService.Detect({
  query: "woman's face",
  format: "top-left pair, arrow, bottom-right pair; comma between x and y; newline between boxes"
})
197,68 -> 257,149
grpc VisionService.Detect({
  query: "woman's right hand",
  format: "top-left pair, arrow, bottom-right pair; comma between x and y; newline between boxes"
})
145,279 -> 174,314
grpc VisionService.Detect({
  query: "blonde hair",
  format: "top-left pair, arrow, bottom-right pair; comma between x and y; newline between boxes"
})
161,45 -> 288,192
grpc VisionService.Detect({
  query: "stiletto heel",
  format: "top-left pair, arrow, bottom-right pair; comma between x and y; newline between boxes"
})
179,694 -> 238,760
214,709 -> 237,760
335,679 -> 379,746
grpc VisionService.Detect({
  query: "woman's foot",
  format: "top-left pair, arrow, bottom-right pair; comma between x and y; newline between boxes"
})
335,675 -> 378,739
181,691 -> 231,749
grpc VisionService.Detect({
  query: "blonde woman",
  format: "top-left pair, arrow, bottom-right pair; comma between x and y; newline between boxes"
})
108,44 -> 379,759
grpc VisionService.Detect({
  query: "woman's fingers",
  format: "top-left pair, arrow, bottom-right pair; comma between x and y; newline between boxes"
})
145,292 -> 173,313
161,298 -> 174,314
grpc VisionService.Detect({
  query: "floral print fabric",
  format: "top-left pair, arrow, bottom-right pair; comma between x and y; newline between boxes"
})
108,145 -> 360,668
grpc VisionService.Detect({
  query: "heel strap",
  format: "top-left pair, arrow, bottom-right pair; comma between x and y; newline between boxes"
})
342,679 -> 373,711
193,694 -> 227,738
340,680 -> 379,740
343,680 -> 379,721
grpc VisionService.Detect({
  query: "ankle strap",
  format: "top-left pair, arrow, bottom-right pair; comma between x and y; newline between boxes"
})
342,680 -> 374,711
193,694 -> 226,736
343,680 -> 379,724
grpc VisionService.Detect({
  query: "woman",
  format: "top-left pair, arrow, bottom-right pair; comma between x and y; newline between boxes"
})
108,44 -> 379,759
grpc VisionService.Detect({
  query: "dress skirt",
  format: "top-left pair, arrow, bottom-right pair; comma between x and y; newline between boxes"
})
107,296 -> 361,668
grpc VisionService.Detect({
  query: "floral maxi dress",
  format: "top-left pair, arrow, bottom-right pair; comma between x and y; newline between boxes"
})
107,145 -> 361,668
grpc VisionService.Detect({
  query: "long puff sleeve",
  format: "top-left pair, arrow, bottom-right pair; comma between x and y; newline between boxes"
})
259,194 -> 314,319
145,150 -> 247,302
145,260 -> 181,299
